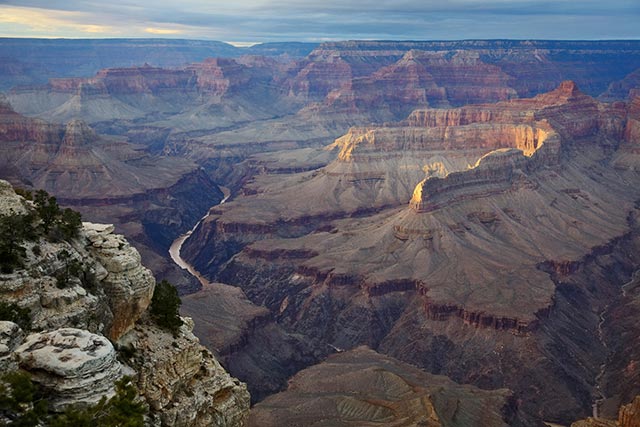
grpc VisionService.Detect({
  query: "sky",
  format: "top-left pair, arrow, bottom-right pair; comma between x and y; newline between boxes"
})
0,0 -> 638,44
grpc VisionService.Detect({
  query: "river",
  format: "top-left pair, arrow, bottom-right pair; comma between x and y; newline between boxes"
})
168,186 -> 230,287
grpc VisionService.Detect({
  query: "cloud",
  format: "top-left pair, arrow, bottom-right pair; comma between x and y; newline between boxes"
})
0,5 -> 116,36
0,0 -> 638,41
145,27 -> 182,35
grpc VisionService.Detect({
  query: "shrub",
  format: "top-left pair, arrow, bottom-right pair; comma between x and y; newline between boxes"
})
33,189 -> 82,239
50,377 -> 146,427
0,371 -> 48,425
0,210 -> 35,273
34,189 -> 60,234
0,373 -> 146,427
54,250 -> 84,289
150,280 -> 183,335
14,188 -> 33,201
0,302 -> 32,331
58,208 -> 82,239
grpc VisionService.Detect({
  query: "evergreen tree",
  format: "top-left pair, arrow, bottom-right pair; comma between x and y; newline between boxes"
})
0,371 -> 48,425
34,189 -> 60,233
0,210 -> 35,273
150,280 -> 183,334
58,208 -> 82,239
0,302 -> 32,331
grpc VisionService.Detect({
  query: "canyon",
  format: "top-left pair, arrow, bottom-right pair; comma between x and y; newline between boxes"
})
181,81 -> 640,424
3,38 -> 640,425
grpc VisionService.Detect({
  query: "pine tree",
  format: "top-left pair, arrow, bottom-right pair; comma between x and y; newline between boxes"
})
150,280 -> 183,334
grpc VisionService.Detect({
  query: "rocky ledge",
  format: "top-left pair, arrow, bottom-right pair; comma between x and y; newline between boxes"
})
83,222 -> 155,340
0,182 -> 250,425
15,328 -> 125,410
120,317 -> 250,427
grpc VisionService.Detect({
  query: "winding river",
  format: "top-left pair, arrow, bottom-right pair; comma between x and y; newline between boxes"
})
591,269 -> 640,418
168,186 -> 230,287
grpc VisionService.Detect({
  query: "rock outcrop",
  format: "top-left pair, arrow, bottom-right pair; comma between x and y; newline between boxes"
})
249,346 -> 521,427
619,396 -> 640,427
180,282 -> 327,403
572,395 -> 640,427
0,321 -> 22,371
0,183 -> 250,425
120,318 -> 250,427
0,99 -> 224,293
15,328 -> 125,410
0,216 -> 153,340
409,148 -> 537,213
84,222 -> 155,340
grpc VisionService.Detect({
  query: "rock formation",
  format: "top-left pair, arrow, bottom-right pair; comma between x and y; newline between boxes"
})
0,182 -> 250,425
3,38 -> 640,426
15,328 -> 125,410
120,318 -> 250,427
0,38 -> 315,90
249,346 -> 521,427
0,217 -> 153,340
182,82 -> 640,424
84,222 -> 155,340
572,395 -> 640,427
0,97 -> 224,293
0,321 -> 22,371
180,282 -> 328,403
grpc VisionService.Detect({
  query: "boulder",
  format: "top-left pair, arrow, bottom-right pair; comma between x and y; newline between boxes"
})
15,328 -> 124,410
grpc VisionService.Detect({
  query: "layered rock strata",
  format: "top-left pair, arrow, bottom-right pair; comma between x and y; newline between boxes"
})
181,283 -> 328,402
0,321 -> 22,371
0,98 -> 224,292
572,395 -> 640,427
182,83 -> 640,423
120,318 -> 250,427
249,346 -> 520,427
83,222 -> 155,340
15,328 -> 125,410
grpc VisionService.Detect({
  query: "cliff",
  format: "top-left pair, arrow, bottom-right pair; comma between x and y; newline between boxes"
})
572,395 -> 640,427
182,82 -> 640,423
0,181 -> 250,425
0,99 -> 224,293
0,38 -> 316,91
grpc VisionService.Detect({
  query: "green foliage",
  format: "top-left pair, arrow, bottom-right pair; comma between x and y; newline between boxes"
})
33,189 -> 82,240
58,208 -> 82,240
50,377 -> 146,427
54,250 -> 85,289
0,187 -> 83,274
0,373 -> 146,427
150,280 -> 183,335
13,188 -> 32,201
34,190 -> 60,234
0,210 -> 36,274
0,371 -> 48,426
0,302 -> 31,331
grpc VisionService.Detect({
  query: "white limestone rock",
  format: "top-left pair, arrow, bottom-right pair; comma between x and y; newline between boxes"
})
121,318 -> 250,427
82,222 -> 155,340
15,328 -> 124,410
0,321 -> 23,371
0,179 -> 28,216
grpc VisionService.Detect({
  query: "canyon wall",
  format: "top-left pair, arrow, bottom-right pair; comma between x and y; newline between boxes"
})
0,181 -> 250,425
